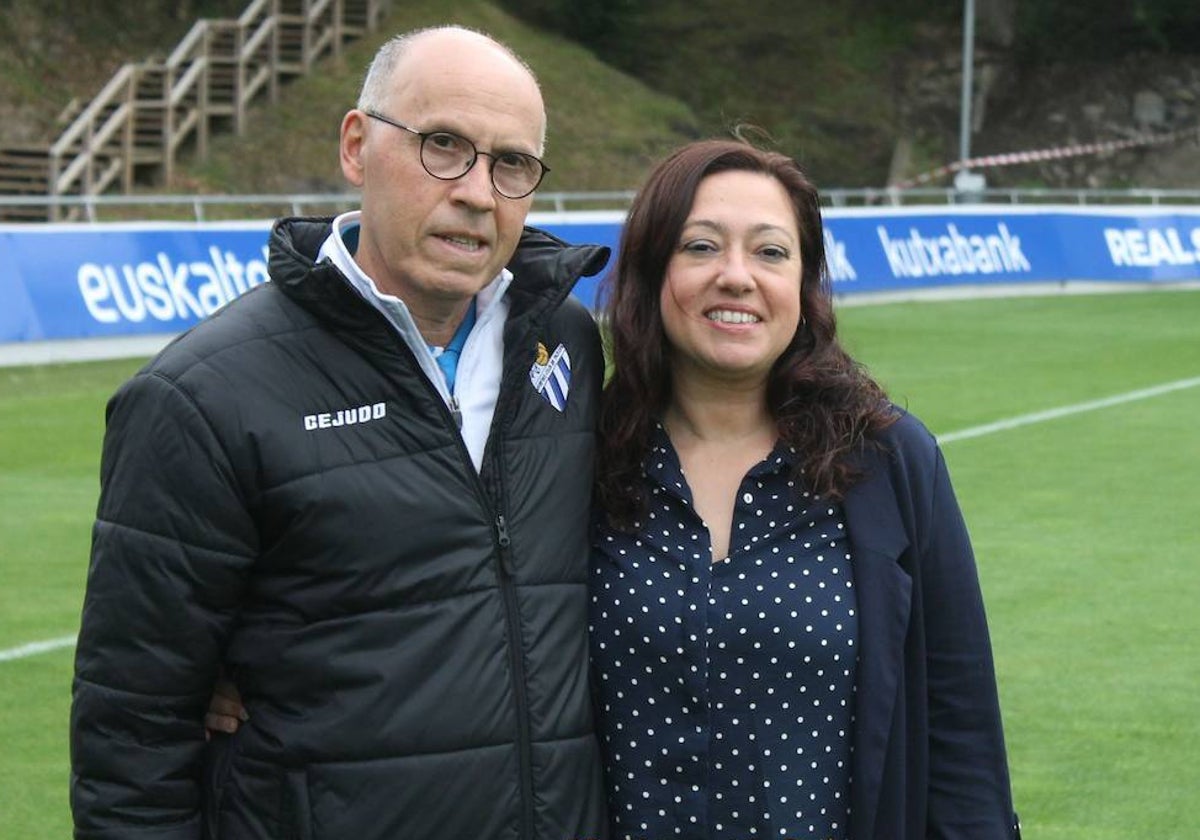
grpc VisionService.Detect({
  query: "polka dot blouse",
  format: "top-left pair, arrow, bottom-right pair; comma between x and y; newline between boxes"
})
590,427 -> 858,840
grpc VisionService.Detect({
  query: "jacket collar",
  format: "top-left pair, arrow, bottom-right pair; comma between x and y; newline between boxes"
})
267,216 -> 609,328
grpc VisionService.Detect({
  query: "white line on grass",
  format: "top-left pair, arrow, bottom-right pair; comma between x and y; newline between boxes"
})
937,375 -> 1200,444
0,634 -> 77,663
4,377 -> 1198,664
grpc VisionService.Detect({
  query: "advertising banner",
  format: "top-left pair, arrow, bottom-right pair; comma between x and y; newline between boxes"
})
0,222 -> 273,343
1,206 -> 1198,344
819,205 -> 1200,294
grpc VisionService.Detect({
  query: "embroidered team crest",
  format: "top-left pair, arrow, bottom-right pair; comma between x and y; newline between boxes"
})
529,341 -> 571,412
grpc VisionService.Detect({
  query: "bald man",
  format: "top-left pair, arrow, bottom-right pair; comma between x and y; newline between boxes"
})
71,27 -> 609,840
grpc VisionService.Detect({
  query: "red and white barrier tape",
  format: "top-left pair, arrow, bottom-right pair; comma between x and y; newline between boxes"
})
890,125 -> 1200,189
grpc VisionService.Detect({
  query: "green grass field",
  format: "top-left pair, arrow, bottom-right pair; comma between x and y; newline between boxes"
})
2,289 -> 1198,838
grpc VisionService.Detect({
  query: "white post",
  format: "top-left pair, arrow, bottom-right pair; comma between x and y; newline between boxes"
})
955,0 -> 986,197
959,0 -> 976,167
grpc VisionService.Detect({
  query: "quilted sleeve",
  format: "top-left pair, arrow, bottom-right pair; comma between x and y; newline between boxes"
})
71,370 -> 257,839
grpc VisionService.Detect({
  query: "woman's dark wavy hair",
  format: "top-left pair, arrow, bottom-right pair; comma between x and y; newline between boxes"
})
596,138 -> 896,528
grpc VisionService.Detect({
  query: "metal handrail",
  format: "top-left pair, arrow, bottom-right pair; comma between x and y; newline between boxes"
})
3,188 -> 1199,224
238,0 -> 274,27
49,65 -> 137,157
53,103 -> 134,194
169,59 -> 208,107
305,0 -> 340,66
167,20 -> 210,66
822,186 -> 1200,207
242,15 -> 277,57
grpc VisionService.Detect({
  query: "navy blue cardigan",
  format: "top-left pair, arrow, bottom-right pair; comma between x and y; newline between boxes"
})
843,410 -> 1019,839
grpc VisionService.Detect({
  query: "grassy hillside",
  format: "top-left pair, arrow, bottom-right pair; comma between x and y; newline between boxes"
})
1,0 -> 910,194
164,0 -> 936,191
0,1 -> 248,143
0,0 -> 700,195
2,0 -> 1198,195
560,0 -> 926,186
170,0 -> 703,195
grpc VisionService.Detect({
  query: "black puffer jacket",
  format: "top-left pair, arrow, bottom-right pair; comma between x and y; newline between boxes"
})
71,218 -> 611,840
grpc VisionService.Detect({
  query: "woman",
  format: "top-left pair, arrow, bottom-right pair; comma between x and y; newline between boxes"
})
590,139 -> 1018,839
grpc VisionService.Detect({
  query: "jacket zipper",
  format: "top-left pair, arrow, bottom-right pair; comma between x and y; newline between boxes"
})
480,271 -> 598,840
493,508 -> 535,839
369,269 -> 585,839
411,348 -> 536,839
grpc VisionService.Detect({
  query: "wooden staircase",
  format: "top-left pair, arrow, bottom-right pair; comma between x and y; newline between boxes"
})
0,145 -> 54,221
0,0 -> 391,222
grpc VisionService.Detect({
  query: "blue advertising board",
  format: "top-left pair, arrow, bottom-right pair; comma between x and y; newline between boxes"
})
2,206 -> 1198,344
0,222 -> 273,343
819,205 -> 1200,294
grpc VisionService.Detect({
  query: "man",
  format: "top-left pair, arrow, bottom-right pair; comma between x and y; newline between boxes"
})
71,26 -> 610,840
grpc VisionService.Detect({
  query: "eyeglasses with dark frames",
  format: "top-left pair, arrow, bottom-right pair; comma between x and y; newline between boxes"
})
365,111 -> 549,200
